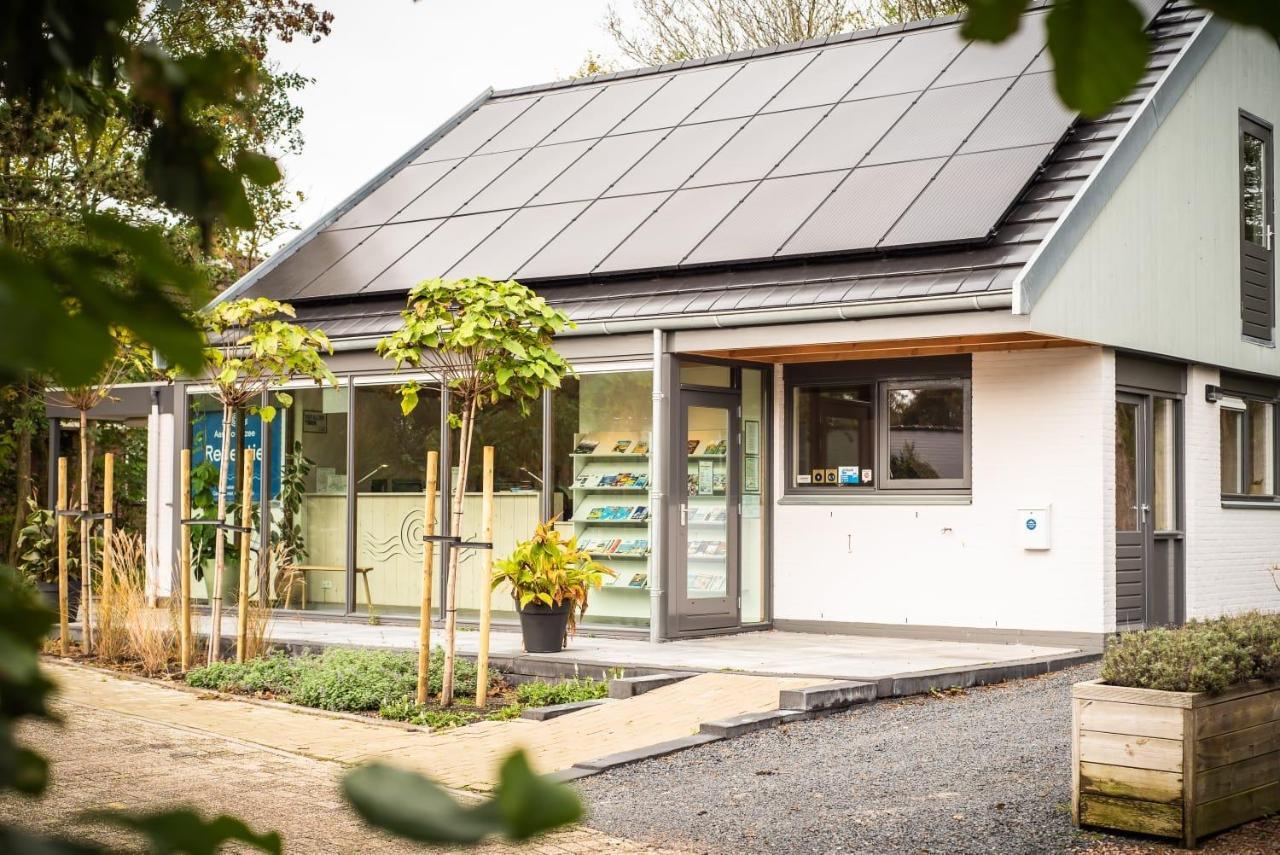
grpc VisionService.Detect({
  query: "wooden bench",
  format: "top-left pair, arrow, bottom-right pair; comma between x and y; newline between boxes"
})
282,564 -> 377,619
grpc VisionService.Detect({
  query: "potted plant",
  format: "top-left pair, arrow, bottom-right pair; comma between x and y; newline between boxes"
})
492,519 -> 614,653
15,495 -> 80,620
1071,611 -> 1280,848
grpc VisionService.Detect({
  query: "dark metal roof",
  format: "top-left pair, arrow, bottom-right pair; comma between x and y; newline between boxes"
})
234,0 -> 1205,336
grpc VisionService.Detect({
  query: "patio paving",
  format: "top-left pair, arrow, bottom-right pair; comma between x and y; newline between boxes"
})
202,614 -> 1089,685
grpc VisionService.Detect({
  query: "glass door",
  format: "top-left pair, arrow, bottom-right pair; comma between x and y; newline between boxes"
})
1115,394 -> 1150,629
674,390 -> 739,632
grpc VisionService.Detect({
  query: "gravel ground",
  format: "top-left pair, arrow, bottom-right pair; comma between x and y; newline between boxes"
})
575,663 -> 1279,855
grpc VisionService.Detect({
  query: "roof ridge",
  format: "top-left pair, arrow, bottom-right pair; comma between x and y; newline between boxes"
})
491,0 -> 1054,100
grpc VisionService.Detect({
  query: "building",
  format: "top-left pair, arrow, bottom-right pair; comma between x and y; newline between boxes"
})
145,0 -> 1280,650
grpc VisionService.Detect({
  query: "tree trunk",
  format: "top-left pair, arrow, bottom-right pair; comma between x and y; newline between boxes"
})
439,395 -> 478,707
6,418 -> 33,565
207,403 -> 234,664
79,410 -> 93,654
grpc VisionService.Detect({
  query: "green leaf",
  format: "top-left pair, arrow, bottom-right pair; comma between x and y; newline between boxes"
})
94,808 -> 281,855
1046,0 -> 1148,118
401,387 -> 419,416
1196,0 -> 1280,40
493,751 -> 583,840
234,150 -> 283,187
341,763 -> 508,844
257,405 -> 277,423
960,0 -> 1030,41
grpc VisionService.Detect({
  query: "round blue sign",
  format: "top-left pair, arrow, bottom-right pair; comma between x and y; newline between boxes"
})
1025,518 -> 1038,531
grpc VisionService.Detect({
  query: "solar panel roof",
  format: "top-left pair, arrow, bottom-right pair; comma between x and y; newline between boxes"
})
238,7 -> 1087,302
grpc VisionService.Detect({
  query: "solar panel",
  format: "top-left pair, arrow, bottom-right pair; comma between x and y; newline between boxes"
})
881,144 -> 1051,246
862,78 -> 1011,165
766,40 -> 896,111
249,226 -> 377,299
543,78 -> 667,144
516,192 -> 671,279
534,131 -> 664,205
686,107 -> 824,187
363,211 -> 512,293
780,158 -> 944,256
933,11 -> 1046,87
296,221 -> 441,299
960,72 -> 1071,153
414,98 -> 534,163
325,160 -> 459,231
684,171 -> 845,265
459,141 -> 592,214
392,149 -> 524,222
595,182 -> 755,273
684,52 -> 815,124
612,65 -> 740,134
844,27 -> 965,100
447,202 -> 589,280
605,120 -> 741,196
772,94 -> 913,177
475,88 -> 600,153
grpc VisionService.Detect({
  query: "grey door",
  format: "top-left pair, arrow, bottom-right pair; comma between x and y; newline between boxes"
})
1241,115 -> 1274,341
673,390 -> 740,633
1115,394 -> 1150,629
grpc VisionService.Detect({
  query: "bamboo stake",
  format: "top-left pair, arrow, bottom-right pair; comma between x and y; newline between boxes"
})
440,395 -> 478,706
180,449 -> 192,670
79,411 -> 93,655
57,457 -> 69,655
235,455 -> 253,663
475,446 -> 495,708
101,453 -> 114,650
416,450 -> 440,705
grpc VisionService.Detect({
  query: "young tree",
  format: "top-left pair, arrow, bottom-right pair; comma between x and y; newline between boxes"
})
378,277 -> 573,706
200,297 -> 335,664
48,332 -> 150,654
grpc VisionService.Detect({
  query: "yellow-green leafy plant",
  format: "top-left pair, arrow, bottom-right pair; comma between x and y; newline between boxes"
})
492,519 -> 615,637
377,277 -> 573,705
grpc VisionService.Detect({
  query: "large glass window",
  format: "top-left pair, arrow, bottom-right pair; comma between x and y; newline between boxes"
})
273,386 -> 348,613
353,384 -> 443,620
1220,394 -> 1277,500
790,365 -> 969,492
552,371 -> 653,628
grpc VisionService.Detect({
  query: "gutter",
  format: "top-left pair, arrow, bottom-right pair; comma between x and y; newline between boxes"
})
325,290 -> 1014,351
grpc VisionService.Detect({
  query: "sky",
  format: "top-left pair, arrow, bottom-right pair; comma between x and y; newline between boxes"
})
268,0 -> 622,245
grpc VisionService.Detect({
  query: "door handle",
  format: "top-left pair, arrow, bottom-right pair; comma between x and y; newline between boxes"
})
1140,503 -> 1150,524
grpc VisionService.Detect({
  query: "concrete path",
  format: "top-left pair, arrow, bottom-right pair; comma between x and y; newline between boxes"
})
44,660 -> 818,790
205,615 -> 1083,681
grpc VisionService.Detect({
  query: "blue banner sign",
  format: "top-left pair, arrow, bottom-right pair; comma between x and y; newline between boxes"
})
190,411 -> 283,502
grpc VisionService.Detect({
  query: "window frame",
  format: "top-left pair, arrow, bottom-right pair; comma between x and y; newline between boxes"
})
1219,388 -> 1280,503
1239,111 -> 1275,345
784,357 -> 972,497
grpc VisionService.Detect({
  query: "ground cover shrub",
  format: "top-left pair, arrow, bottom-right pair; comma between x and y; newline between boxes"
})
514,678 -> 608,708
377,697 -> 484,730
185,647 -> 499,713
1102,610 -> 1280,693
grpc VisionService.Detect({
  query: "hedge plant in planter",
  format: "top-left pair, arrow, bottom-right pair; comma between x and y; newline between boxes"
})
1072,611 -> 1280,847
492,519 -> 614,653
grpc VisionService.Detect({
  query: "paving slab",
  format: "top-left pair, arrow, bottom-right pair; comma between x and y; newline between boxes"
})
43,660 -> 819,792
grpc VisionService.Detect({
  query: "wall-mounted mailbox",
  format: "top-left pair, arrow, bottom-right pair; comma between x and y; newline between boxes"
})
1017,507 -> 1051,550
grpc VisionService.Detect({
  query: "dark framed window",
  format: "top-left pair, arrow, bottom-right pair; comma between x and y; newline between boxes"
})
1220,393 -> 1277,499
787,357 -> 971,494
1239,112 -> 1274,343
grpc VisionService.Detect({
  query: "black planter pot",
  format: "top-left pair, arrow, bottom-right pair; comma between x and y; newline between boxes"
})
517,600 -> 572,653
35,578 -> 80,623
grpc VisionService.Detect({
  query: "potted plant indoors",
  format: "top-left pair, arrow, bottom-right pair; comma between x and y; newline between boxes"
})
1071,611 -> 1280,848
492,519 -> 614,653
15,495 -> 80,620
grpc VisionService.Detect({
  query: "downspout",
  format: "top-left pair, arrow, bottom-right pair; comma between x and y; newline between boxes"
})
649,328 -> 667,644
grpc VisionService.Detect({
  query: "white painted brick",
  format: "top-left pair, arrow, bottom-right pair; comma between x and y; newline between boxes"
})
773,347 -> 1112,634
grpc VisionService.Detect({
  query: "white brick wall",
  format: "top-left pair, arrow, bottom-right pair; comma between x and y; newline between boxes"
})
772,346 -> 1114,634
1184,364 -> 1280,617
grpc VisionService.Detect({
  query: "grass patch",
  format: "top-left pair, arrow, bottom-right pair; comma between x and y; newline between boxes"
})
1102,610 -> 1280,693
514,677 -> 608,707
186,647 -> 499,713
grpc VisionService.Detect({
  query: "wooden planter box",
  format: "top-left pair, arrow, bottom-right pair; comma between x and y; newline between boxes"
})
1072,679 -> 1280,847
